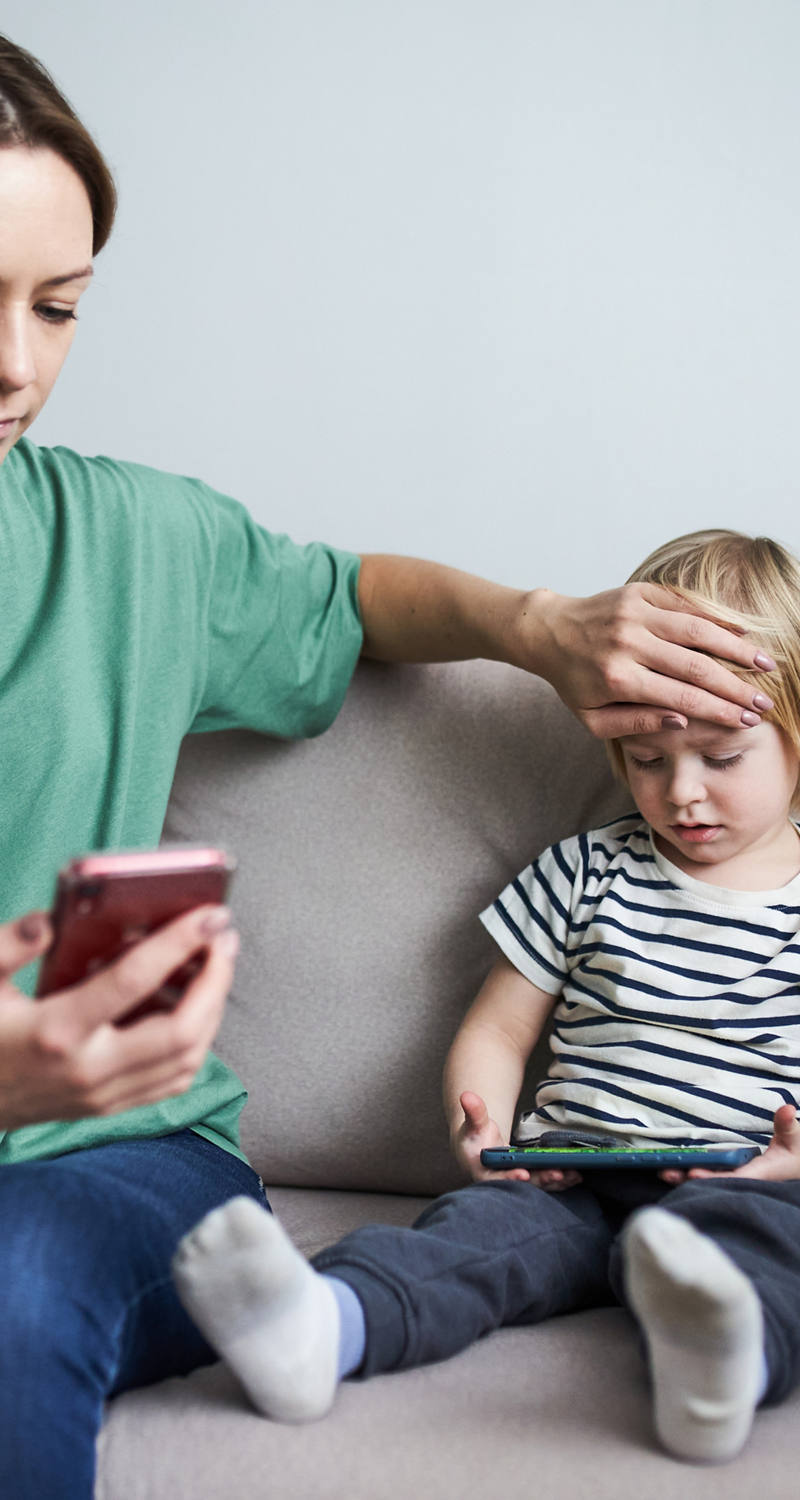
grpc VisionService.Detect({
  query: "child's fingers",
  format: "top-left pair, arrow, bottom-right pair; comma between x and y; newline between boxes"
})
470,1163 -> 530,1183
531,1168 -> 582,1192
666,1167 -> 740,1181
459,1090 -> 489,1133
772,1103 -> 799,1144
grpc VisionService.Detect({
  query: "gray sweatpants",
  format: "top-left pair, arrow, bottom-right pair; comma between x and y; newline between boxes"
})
313,1173 -> 800,1404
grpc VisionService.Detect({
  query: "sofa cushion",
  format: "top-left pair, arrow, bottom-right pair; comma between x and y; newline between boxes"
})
98,1186 -> 800,1500
163,660 -> 631,1195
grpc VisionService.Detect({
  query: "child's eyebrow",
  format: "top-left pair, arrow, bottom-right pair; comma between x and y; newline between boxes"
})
623,732 -> 750,755
689,729 -> 752,751
699,740 -> 750,753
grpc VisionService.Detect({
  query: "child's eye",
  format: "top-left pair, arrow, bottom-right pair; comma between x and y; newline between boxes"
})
630,757 -> 662,771
703,754 -> 743,771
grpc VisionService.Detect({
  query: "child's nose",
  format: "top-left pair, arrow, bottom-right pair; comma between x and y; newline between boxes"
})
666,767 -> 706,807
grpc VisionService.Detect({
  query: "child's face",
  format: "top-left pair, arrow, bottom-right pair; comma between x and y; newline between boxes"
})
620,719 -> 800,882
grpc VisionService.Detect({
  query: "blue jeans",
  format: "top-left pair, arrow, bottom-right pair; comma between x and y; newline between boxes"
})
0,1129 -> 268,1499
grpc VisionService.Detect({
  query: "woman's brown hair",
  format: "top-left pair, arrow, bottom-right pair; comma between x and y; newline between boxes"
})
0,34 -> 116,253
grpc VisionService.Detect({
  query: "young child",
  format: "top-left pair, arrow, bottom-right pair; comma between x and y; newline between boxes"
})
173,528 -> 800,1465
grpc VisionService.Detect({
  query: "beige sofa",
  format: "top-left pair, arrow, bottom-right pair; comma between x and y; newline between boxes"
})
97,660 -> 800,1498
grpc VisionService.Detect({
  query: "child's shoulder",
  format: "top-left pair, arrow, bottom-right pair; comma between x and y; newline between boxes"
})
544,812 -> 651,882
585,810 -> 651,857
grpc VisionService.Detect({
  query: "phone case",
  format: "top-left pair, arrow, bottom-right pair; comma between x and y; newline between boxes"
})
480,1145 -> 760,1170
35,847 -> 235,1021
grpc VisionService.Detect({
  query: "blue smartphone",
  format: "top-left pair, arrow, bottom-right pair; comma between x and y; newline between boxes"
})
480,1144 -> 760,1171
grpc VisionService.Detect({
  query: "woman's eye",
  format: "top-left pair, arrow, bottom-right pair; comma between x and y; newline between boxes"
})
36,305 -> 78,325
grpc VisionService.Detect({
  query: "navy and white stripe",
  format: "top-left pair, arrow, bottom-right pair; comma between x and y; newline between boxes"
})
480,814 -> 800,1148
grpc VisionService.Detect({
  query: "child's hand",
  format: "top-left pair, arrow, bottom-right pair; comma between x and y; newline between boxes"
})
452,1091 -> 524,1181
452,1092 -> 583,1191
659,1105 -> 800,1186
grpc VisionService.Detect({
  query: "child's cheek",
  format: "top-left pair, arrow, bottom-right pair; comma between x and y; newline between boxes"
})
629,776 -> 657,822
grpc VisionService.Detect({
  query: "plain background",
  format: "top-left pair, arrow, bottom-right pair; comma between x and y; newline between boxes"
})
5,1 -> 799,591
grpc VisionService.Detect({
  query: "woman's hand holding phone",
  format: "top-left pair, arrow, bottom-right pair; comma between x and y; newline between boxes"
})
0,903 -> 238,1130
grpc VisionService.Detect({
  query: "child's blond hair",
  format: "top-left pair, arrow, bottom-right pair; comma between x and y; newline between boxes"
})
608,529 -> 800,802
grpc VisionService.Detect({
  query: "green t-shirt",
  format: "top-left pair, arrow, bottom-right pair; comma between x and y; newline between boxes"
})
0,439 -> 363,1166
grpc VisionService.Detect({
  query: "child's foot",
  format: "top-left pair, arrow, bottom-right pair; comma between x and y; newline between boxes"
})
622,1206 -> 764,1463
172,1196 -> 340,1423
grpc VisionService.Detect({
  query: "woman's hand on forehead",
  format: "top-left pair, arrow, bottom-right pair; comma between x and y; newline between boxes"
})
530,583 -> 775,740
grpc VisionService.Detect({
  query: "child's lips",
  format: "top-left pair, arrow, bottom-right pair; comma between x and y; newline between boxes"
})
670,823 -> 722,844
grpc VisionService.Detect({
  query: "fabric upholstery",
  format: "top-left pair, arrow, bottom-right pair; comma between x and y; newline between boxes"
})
98,1189 -> 800,1500
98,660 -> 800,1497
162,660 -> 630,1195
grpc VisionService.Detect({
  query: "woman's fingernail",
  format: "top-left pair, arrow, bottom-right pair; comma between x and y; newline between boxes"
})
219,928 -> 240,958
661,714 -> 685,729
198,907 -> 231,936
752,692 -> 774,712
754,650 -> 777,671
17,914 -> 46,943
741,710 -> 760,727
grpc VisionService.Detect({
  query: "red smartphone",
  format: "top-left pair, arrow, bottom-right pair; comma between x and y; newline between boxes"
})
35,847 -> 236,1023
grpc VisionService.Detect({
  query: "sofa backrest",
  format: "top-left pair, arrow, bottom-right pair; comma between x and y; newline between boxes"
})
163,659 -> 632,1195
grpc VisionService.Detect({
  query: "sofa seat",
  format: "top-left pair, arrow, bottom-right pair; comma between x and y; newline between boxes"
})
94,661 -> 800,1497
98,1185 -> 800,1500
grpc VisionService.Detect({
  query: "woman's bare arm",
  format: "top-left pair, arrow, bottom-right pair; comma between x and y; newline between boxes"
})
357,555 -> 775,738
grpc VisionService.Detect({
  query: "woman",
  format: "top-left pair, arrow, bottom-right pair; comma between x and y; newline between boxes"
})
0,34 -> 776,1499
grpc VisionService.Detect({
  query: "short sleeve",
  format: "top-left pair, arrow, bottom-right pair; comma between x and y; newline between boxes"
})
187,487 -> 363,738
18,444 -> 365,744
479,834 -> 587,994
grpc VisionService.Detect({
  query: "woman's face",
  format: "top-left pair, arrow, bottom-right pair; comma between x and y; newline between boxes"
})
0,146 -> 93,464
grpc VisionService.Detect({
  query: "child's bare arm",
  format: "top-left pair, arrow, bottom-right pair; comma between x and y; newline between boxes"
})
443,957 -> 548,1148
443,957 -> 581,1191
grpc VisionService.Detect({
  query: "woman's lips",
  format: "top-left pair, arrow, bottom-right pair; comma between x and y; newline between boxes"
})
670,823 -> 722,843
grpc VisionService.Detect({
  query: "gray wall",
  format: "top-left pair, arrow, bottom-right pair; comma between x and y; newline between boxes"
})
6,2 -> 800,591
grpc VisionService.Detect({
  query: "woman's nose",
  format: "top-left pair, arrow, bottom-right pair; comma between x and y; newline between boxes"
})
0,311 -> 36,392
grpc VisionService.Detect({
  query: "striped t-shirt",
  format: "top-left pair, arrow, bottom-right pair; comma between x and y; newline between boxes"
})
480,813 -> 800,1149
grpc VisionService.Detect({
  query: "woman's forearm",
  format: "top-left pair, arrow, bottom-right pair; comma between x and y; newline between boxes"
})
356,553 -> 776,738
357,553 -> 537,669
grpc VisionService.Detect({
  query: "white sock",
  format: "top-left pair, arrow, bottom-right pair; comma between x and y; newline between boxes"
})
622,1206 -> 764,1463
172,1197 -> 340,1423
